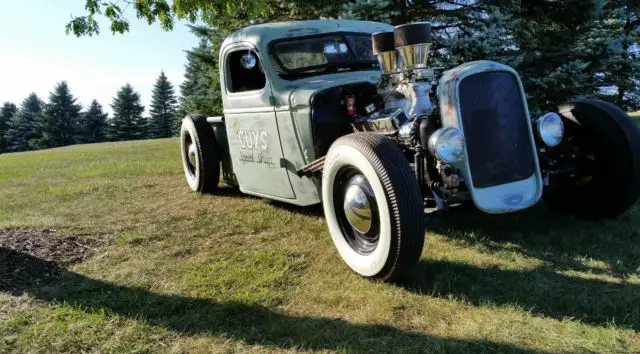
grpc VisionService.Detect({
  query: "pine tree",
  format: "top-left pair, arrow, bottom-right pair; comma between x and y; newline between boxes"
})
179,37 -> 222,117
179,42 -> 201,107
149,71 -> 178,138
4,93 -> 43,152
176,3 -> 339,121
175,0 -> 638,116
341,0 -> 402,23
30,82 -> 82,149
0,102 -> 17,153
176,0 -> 518,121
342,0 -> 640,112
495,0 -> 640,112
175,6 -> 331,124
590,1 -> 640,111
174,106 -> 187,134
79,100 -> 108,143
108,84 -> 146,141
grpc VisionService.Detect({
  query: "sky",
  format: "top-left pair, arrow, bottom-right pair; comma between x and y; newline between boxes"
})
0,1 -> 200,115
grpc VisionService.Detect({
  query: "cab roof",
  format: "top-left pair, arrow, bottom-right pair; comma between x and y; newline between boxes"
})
221,20 -> 393,50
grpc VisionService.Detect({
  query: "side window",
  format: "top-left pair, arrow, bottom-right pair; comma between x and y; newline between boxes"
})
227,50 -> 267,93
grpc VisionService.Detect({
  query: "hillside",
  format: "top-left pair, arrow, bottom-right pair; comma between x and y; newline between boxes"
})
1,138 -> 639,352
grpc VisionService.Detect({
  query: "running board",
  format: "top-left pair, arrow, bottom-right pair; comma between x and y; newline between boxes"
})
296,156 -> 325,177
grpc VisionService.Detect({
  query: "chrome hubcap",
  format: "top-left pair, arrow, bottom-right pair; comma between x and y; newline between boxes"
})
188,143 -> 197,168
343,175 -> 373,234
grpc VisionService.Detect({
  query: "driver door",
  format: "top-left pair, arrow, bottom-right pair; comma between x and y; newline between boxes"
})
222,43 -> 295,199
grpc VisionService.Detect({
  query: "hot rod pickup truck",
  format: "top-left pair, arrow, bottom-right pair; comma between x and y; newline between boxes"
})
180,20 -> 640,281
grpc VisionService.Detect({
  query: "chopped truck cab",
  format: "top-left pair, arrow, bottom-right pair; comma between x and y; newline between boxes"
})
180,20 -> 640,281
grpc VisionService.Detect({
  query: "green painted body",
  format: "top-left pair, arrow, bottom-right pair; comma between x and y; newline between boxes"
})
212,20 -> 392,206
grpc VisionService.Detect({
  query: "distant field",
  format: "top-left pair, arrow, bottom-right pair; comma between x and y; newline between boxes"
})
1,139 -> 639,352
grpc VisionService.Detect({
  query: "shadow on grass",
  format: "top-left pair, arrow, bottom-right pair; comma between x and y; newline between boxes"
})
404,204 -> 640,330
0,247 -> 538,353
403,259 -> 640,330
215,185 -> 325,218
268,200 -> 325,218
202,185 -> 640,330
213,186 -> 640,278
212,185 -> 258,199
429,204 -> 640,276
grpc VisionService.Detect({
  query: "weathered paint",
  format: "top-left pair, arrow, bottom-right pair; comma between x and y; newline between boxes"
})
220,41 -> 295,199
220,20 -> 392,57
218,20 -> 392,206
437,60 -> 543,213
276,72 -> 382,206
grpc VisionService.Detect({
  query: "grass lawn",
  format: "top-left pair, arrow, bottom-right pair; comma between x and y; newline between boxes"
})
1,138 -> 639,352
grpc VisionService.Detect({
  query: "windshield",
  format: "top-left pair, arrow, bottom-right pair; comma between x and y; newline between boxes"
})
271,33 -> 378,79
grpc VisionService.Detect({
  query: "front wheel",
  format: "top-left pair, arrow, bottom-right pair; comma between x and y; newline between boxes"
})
544,99 -> 640,219
322,133 -> 425,281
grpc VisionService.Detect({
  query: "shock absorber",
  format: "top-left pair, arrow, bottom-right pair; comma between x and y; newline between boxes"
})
418,114 -> 447,198
415,148 -> 425,195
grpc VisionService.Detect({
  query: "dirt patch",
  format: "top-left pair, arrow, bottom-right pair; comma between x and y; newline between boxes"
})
0,229 -> 96,265
0,229 -> 97,294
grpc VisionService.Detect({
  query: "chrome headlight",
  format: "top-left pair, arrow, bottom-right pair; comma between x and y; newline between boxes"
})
536,112 -> 564,147
428,126 -> 465,163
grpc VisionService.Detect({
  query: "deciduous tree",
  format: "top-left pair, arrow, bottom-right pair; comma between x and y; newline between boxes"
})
66,0 -> 270,36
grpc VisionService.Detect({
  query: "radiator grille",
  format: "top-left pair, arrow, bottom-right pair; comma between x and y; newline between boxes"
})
458,71 -> 535,188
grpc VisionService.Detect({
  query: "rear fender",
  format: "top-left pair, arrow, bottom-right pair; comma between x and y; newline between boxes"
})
207,116 -> 238,186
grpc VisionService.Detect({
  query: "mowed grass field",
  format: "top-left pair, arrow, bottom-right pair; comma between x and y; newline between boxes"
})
1,137 -> 640,353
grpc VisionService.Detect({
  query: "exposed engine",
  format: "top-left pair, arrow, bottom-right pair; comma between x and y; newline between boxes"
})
351,23 -> 439,140
374,23 -> 436,118
332,21 -> 570,212
288,21 -> 580,215
346,22 -> 461,209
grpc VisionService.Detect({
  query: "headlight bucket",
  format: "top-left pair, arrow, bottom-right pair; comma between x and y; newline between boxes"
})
536,112 -> 564,147
428,126 -> 466,163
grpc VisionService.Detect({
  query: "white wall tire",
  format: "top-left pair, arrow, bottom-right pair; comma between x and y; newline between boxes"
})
322,133 -> 425,281
180,115 -> 220,193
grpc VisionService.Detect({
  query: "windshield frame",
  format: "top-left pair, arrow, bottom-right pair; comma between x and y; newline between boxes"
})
268,32 -> 379,80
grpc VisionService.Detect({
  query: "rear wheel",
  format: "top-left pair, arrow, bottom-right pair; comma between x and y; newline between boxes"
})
544,99 -> 640,219
180,114 -> 220,193
322,133 -> 425,281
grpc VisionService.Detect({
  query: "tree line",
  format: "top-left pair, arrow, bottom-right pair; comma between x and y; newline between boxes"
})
0,71 -> 179,154
6,1 -> 638,154
176,0 -> 639,117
